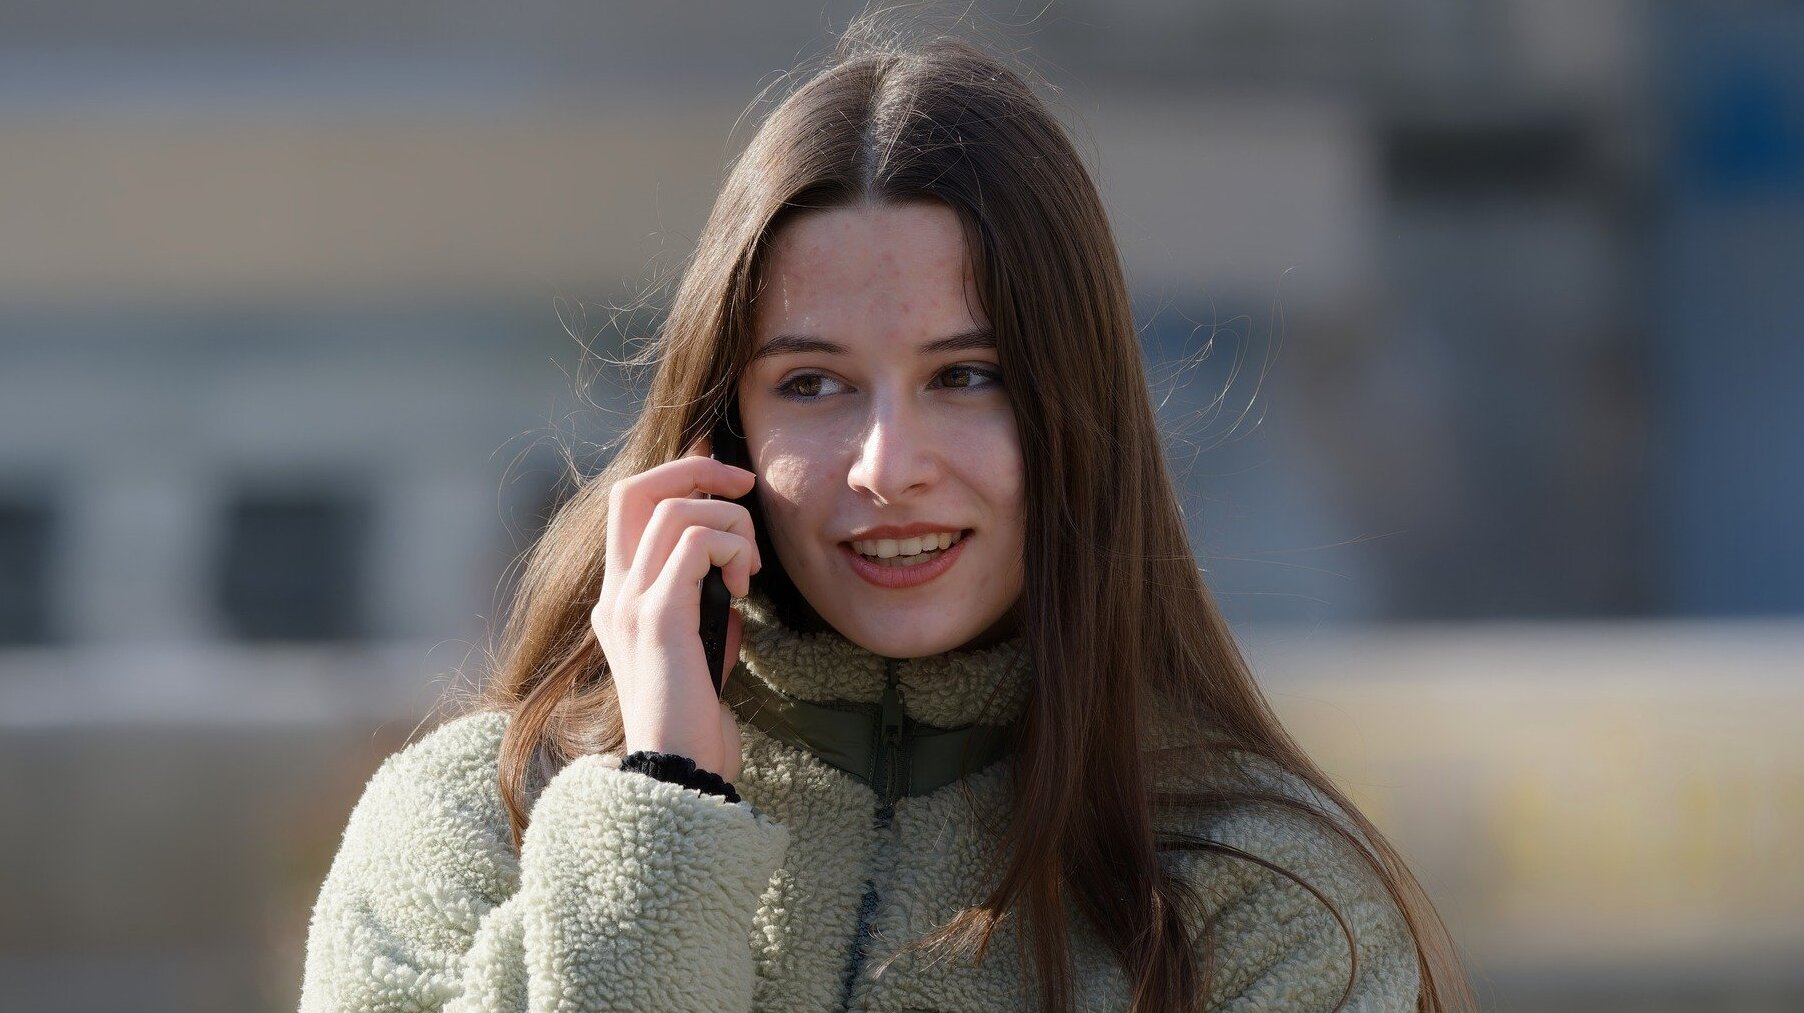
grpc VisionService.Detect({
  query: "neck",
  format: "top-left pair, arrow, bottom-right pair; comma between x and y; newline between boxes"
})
727,584 -> 1035,798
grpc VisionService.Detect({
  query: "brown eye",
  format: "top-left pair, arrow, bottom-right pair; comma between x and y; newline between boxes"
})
774,371 -> 843,401
938,365 -> 1003,391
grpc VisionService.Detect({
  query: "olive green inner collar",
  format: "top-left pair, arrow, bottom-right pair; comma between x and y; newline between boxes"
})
723,659 -> 1020,799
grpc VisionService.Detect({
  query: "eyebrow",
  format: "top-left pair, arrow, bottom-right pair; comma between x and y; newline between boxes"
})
749,325 -> 996,364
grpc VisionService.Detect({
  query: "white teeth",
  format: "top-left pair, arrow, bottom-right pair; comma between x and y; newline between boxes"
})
851,530 -> 963,559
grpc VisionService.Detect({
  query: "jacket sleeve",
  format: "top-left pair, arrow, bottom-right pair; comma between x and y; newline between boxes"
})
1164,755 -> 1422,1013
298,711 -> 789,1013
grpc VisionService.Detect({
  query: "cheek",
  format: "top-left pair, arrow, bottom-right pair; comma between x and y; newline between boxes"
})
963,416 -> 1025,524
760,453 -> 816,504
754,448 -> 834,544
992,467 -> 1027,540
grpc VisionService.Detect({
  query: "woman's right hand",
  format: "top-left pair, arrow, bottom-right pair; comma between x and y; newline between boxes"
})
592,434 -> 760,782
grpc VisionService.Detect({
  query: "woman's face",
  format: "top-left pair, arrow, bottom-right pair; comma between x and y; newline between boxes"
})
738,201 -> 1025,658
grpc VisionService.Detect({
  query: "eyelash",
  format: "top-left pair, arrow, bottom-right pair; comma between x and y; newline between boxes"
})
773,364 -> 1004,402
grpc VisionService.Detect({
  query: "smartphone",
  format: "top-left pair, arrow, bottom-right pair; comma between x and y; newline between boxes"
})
699,412 -> 750,696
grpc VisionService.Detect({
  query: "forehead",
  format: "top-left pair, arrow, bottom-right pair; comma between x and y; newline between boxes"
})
752,202 -> 981,340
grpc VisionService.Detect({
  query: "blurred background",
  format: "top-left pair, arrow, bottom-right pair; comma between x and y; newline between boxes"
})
1,1 -> 1799,1010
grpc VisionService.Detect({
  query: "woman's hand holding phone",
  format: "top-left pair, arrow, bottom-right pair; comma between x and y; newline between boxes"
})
591,434 -> 760,781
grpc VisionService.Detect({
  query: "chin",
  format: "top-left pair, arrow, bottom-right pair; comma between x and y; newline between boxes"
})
857,632 -> 969,659
834,606 -> 976,659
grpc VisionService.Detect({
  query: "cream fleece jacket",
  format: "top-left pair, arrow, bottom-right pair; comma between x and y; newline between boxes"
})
299,587 -> 1421,1011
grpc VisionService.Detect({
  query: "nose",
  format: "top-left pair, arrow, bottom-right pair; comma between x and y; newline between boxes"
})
846,387 -> 941,505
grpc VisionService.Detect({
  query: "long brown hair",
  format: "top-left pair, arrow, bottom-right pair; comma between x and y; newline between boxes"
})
462,11 -> 1474,1013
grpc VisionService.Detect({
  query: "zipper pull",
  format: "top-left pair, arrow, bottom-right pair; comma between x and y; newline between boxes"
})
880,659 -> 904,742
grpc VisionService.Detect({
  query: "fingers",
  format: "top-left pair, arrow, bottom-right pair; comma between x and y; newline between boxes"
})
649,526 -> 760,618
622,497 -> 762,601
606,453 -> 756,578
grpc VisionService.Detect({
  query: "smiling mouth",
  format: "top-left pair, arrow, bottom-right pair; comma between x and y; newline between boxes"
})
841,528 -> 972,566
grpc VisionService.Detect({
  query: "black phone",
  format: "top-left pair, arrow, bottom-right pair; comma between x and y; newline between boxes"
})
699,413 -> 750,696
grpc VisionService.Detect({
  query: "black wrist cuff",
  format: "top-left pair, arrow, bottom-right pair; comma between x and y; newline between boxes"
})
620,750 -> 741,804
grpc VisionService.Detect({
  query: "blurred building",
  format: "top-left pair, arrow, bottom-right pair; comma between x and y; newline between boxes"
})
0,2 -> 1800,1011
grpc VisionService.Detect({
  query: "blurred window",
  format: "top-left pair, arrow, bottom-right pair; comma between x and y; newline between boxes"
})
1383,118 -> 1588,198
215,489 -> 369,641
0,494 -> 56,644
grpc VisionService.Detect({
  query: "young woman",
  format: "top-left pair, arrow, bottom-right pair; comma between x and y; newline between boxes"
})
300,19 -> 1474,1013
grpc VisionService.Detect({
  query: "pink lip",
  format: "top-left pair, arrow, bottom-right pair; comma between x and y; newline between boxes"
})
840,531 -> 971,589
842,521 -> 968,541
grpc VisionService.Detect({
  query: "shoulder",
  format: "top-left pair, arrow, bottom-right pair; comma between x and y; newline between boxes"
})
1159,751 -> 1422,1011
300,708 -> 522,1008
325,707 -> 521,902
1169,749 -> 1377,865
373,707 -> 515,803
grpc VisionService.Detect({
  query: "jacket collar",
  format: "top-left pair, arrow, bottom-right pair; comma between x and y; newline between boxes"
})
724,585 -> 1033,797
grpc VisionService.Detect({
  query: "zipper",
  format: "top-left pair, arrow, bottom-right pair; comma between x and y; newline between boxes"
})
838,657 -> 905,1011
874,657 -> 907,811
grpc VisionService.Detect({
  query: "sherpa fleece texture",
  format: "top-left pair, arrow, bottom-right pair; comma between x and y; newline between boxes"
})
299,587 -> 1421,1012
